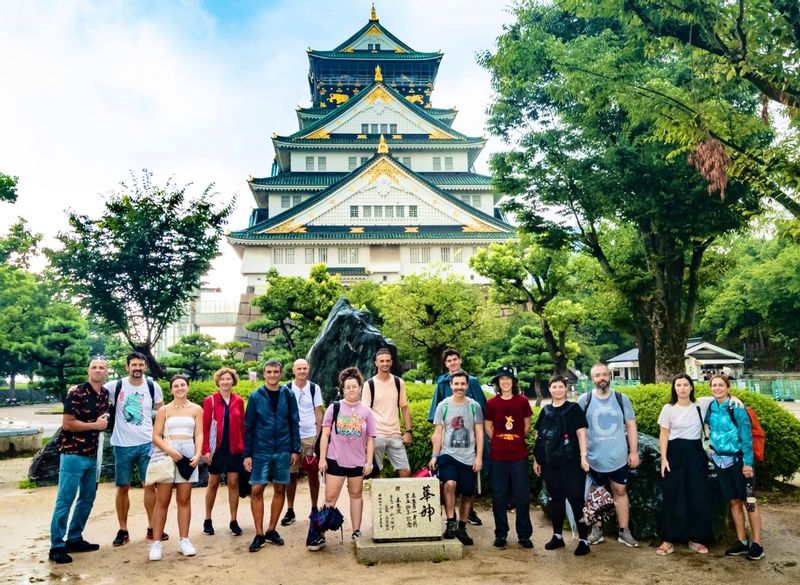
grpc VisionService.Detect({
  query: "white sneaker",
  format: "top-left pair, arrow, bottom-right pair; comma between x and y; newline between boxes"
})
178,538 -> 196,556
149,541 -> 162,561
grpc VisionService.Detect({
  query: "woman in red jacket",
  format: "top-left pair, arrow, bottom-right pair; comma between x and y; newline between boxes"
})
202,368 -> 246,536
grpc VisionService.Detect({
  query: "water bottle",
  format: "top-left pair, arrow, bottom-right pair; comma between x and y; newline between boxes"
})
745,477 -> 756,512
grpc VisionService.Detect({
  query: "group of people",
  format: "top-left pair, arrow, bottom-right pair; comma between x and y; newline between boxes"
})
47,351 -> 765,564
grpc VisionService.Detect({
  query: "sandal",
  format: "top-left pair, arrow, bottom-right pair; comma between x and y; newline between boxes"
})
689,541 -> 709,554
656,543 -> 674,556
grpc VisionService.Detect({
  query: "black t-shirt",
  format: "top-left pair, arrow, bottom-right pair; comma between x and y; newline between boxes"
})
267,388 -> 281,411
533,401 -> 588,463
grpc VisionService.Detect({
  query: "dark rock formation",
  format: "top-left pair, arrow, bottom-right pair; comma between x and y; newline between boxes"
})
307,297 -> 401,403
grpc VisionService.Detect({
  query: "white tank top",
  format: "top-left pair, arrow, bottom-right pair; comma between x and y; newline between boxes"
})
165,415 -> 195,437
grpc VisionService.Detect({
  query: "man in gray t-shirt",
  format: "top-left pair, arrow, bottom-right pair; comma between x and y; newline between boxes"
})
429,371 -> 484,545
577,363 -> 640,547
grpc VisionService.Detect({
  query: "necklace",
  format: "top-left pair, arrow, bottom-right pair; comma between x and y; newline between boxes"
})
172,401 -> 191,409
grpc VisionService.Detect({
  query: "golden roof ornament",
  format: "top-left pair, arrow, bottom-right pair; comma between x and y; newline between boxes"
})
370,3 -> 377,21
374,64 -> 383,82
377,134 -> 389,154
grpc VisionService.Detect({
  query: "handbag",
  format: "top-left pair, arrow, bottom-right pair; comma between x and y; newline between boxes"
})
145,447 -> 175,484
581,484 -> 615,525
209,395 -> 218,456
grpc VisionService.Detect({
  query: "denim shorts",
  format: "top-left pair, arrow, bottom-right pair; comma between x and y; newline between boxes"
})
114,444 -> 151,486
250,452 -> 291,485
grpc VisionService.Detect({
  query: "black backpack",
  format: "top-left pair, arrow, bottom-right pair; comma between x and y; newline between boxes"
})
535,403 -> 578,466
107,378 -> 156,432
367,375 -> 402,409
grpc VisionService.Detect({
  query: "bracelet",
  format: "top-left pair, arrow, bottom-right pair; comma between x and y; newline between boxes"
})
431,454 -> 439,459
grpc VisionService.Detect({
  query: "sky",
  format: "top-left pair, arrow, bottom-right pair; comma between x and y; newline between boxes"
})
0,0 -> 515,294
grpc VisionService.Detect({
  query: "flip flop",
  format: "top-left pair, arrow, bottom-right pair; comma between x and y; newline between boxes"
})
656,543 -> 674,556
689,541 -> 709,554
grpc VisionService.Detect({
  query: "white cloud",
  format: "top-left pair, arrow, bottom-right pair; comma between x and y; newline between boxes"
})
0,0 -> 513,288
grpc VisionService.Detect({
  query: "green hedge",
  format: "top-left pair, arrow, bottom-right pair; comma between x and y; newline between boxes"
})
405,382 -> 434,404
157,379 -> 262,405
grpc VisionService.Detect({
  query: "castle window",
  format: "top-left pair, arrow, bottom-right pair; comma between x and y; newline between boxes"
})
273,248 -> 294,264
348,156 -> 357,171
360,156 -> 368,165
304,248 -> 315,264
410,247 -> 430,263
318,247 -> 328,263
395,206 -> 404,218
363,206 -> 372,218
380,123 -> 388,134
402,156 -> 411,167
445,156 -> 453,171
432,157 -> 441,171
409,205 -> 418,218
370,123 -> 379,134
441,247 -> 451,263
292,195 -> 302,206
390,124 -> 398,134
374,206 -> 383,219
318,156 -> 327,171
281,195 -> 290,209
361,123 -> 369,134
338,247 -> 359,264
305,156 -> 314,171
350,205 -> 359,218
453,247 -> 463,262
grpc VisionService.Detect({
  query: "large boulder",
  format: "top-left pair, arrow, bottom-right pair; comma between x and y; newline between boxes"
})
307,297 -> 401,403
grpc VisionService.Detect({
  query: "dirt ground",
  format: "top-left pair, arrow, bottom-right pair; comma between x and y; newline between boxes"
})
2,457 -> 799,585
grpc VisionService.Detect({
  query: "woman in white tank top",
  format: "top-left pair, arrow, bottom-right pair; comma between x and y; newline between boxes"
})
148,375 -> 203,561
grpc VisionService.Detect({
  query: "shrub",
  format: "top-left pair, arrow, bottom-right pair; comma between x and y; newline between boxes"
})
158,378 -> 262,405
405,382 -> 434,404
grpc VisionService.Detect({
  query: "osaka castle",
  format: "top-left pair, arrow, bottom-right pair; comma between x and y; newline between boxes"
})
228,5 -> 514,294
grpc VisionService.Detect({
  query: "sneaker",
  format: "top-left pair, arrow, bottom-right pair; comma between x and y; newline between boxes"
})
112,530 -> 129,547
351,530 -> 362,540
518,538 -> 534,549
146,528 -> 169,541
148,541 -> 162,561
493,537 -> 507,548
264,530 -> 284,546
456,526 -> 474,546
467,510 -> 482,526
587,526 -> 604,545
48,548 -> 73,564
545,535 -> 566,550
726,540 -> 750,556
248,534 -> 266,552
574,540 -> 591,556
618,528 -> 639,548
178,537 -> 196,557
229,520 -> 243,536
280,508 -> 296,527
747,542 -> 765,560
308,535 -> 326,551
203,519 -> 214,535
65,538 -> 100,553
443,519 -> 458,540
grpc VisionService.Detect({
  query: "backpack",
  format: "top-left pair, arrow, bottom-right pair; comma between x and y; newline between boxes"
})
367,375 -> 402,409
107,378 -> 156,432
535,403 -> 578,466
726,405 -> 766,462
583,389 -> 625,418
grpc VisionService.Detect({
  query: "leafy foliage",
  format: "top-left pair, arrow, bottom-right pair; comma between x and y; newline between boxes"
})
162,333 -> 222,381
0,219 -> 41,269
0,172 -> 18,203
48,170 -> 233,377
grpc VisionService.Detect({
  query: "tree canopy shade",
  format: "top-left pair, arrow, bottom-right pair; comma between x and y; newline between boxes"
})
48,171 -> 234,378
0,172 -> 18,203
480,3 -> 761,381
557,0 -> 800,216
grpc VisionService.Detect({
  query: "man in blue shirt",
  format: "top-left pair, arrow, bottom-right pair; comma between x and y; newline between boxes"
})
427,349 -> 487,525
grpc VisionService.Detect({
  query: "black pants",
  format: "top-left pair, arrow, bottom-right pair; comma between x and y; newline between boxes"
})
660,438 -> 713,543
490,459 -> 532,540
542,463 -> 589,540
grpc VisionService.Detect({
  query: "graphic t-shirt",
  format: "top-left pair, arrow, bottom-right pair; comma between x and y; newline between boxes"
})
291,380 -> 323,439
485,394 -> 532,461
577,390 -> 635,473
323,401 -> 376,469
105,378 -> 164,447
433,397 -> 484,465
61,383 -> 110,456
362,376 -> 408,437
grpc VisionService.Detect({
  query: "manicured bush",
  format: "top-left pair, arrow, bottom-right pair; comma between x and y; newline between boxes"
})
405,382 -> 434,404
158,378 -> 262,405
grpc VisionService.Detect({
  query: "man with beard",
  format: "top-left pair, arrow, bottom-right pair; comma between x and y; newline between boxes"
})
577,363 -> 640,548
104,352 -> 164,547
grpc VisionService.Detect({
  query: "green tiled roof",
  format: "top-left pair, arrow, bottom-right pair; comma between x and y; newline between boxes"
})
326,266 -> 369,276
284,80 -> 473,142
274,135 -> 484,147
229,230 -> 514,242
332,20 -> 416,53
232,153 -> 513,241
310,50 -> 441,61
250,172 -> 492,189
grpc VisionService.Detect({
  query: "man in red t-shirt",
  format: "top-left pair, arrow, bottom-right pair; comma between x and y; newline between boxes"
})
484,365 -> 533,549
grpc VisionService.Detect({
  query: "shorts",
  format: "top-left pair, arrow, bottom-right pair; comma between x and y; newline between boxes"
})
373,436 -> 410,471
250,452 -> 291,486
208,448 -> 244,475
437,454 -> 476,497
325,457 -> 364,478
589,464 -> 630,488
715,457 -> 749,501
171,439 -> 199,484
114,444 -> 151,487
290,436 -> 317,473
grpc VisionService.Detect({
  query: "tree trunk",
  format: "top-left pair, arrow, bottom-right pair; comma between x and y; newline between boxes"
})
8,374 -> 16,396
634,326 -> 656,384
650,302 -> 689,382
540,317 -> 568,376
135,344 -> 165,379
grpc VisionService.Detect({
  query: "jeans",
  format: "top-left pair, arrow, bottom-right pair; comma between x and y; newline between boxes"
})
50,453 -> 98,549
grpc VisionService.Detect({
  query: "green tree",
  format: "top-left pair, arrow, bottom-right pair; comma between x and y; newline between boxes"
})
0,172 -> 18,203
18,311 -> 90,398
481,3 -> 760,381
377,267 -> 503,372
0,218 -> 42,269
219,340 -> 257,377
48,170 -> 233,378
470,235 -> 582,375
246,264 -> 344,358
162,333 -> 222,381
